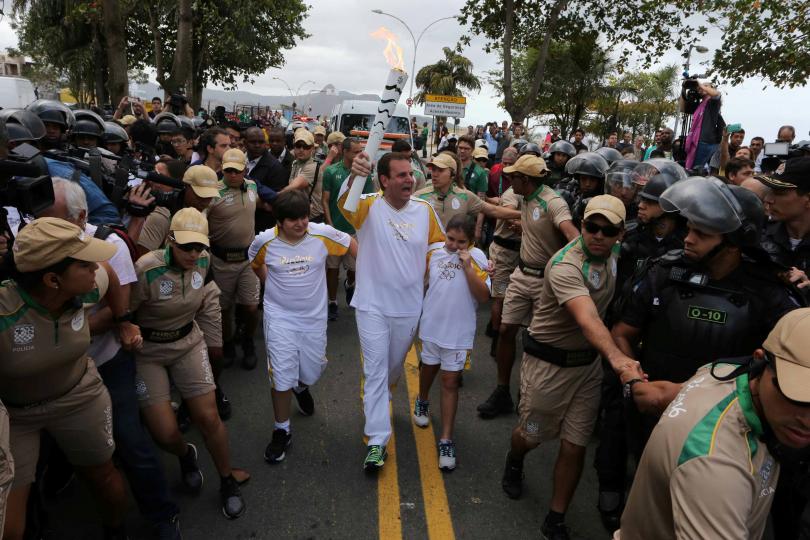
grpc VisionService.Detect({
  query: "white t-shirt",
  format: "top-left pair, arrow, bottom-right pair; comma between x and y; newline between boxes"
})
249,222 -> 350,332
337,186 -> 446,317
419,244 -> 490,349
85,223 -> 138,366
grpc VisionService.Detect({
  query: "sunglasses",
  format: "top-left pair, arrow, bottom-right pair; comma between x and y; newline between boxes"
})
294,142 -> 312,149
475,157 -> 488,163
170,236 -> 207,253
583,220 -> 621,237
223,168 -> 243,174
170,139 -> 188,146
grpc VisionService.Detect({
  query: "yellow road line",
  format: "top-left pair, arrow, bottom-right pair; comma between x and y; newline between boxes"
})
405,346 -> 456,540
378,403 -> 402,540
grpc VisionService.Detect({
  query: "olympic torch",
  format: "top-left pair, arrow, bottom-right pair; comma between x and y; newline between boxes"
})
343,27 -> 409,212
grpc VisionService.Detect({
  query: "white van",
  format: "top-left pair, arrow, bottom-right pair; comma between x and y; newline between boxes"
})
0,77 -> 37,109
329,99 -> 411,140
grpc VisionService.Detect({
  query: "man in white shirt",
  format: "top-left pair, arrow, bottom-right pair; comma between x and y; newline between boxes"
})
339,152 -> 446,471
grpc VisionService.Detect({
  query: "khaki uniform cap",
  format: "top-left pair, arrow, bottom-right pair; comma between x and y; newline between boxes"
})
314,125 -> 327,136
472,147 -> 489,160
583,194 -> 626,226
326,131 -> 346,145
428,153 -> 457,172
765,308 -> 810,402
183,165 -> 221,198
503,154 -> 550,177
13,217 -> 116,272
119,115 -> 137,126
170,207 -> 210,246
294,128 -> 315,146
222,148 -> 247,171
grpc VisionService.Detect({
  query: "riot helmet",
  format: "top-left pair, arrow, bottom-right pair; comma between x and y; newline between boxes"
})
639,171 -> 681,203
519,142 -> 542,157
659,176 -> 744,235
178,116 -> 196,139
726,184 -> 766,248
26,99 -> 75,130
604,159 -> 641,206
6,122 -> 34,145
0,109 -> 46,141
632,158 -> 687,189
595,146 -> 623,165
103,121 -> 130,145
71,109 -> 105,140
549,140 -> 577,158
153,112 -> 183,135
565,152 -> 609,179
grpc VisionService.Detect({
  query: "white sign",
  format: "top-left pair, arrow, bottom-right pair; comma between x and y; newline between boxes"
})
424,94 -> 466,118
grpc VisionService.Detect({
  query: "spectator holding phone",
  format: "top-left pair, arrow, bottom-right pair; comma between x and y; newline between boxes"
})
684,82 -> 722,172
712,124 -> 745,175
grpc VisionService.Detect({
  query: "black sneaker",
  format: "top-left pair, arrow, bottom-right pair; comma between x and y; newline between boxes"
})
541,521 -> 570,540
597,491 -> 624,532
344,279 -> 356,306
223,341 -> 236,368
216,386 -> 232,421
328,302 -> 338,321
241,338 -> 257,370
294,387 -> 315,416
178,443 -> 203,492
154,515 -> 182,540
477,386 -> 514,419
264,429 -> 292,463
219,475 -> 245,519
501,452 -> 524,499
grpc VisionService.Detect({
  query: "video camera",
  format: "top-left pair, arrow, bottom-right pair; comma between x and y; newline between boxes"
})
680,75 -> 705,115
760,141 -> 810,174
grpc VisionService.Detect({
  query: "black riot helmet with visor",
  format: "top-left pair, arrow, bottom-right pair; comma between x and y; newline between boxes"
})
659,176 -> 744,236
595,146 -> 623,165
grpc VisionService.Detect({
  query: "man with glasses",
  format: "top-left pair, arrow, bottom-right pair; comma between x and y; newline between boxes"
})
170,132 -> 194,164
501,195 -> 643,540
206,149 -> 261,371
617,309 -> 810,540
290,129 -> 324,222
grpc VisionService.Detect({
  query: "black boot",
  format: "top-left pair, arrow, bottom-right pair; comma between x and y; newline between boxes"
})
476,385 -> 514,419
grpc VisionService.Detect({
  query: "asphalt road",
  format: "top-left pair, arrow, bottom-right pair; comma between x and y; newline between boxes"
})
43,300 -> 613,540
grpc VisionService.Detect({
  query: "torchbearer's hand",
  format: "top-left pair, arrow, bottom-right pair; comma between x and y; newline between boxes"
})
118,322 -> 143,351
351,152 -> 372,180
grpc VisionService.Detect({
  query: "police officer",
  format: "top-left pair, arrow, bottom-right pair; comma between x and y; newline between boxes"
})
102,121 -> 130,157
758,158 -> 810,295
546,140 -> 576,187
206,148 -> 261,370
603,159 -> 641,223
559,152 -> 610,226
618,309 -> 810,540
595,146 -> 623,165
26,99 -> 74,151
153,112 -> 183,157
70,110 -> 106,150
477,155 -> 579,418
612,177 -> 801,457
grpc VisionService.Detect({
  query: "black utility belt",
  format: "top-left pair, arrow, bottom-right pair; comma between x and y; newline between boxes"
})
522,333 -> 596,367
4,364 -> 88,409
211,245 -> 249,263
141,322 -> 194,343
493,235 -> 521,251
518,259 -> 545,278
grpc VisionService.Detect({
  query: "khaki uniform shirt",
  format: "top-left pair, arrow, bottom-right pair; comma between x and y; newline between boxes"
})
207,180 -> 258,249
493,187 -> 522,240
138,206 -> 172,251
520,185 -> 572,268
528,237 -> 618,350
0,268 -> 109,405
290,157 -> 322,219
414,184 -> 484,228
616,366 -> 778,540
131,248 -> 210,331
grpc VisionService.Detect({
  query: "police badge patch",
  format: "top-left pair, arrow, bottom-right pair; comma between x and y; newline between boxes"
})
159,280 -> 174,298
589,269 -> 602,288
13,324 -> 34,345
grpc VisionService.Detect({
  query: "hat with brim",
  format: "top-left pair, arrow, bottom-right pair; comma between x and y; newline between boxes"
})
764,308 -> 810,403
183,165 -> 221,199
170,207 -> 210,247
222,148 -> 247,172
427,153 -> 457,172
472,147 -> 489,161
294,128 -> 315,146
503,154 -> 550,178
326,132 -> 346,145
119,115 -> 137,126
755,157 -> 810,192
13,217 -> 117,272
583,194 -> 626,226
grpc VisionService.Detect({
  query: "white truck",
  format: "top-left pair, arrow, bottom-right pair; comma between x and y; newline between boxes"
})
0,77 -> 37,110
329,99 -> 412,147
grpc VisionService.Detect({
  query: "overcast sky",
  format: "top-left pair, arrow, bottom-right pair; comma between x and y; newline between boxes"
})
2,0 -> 810,143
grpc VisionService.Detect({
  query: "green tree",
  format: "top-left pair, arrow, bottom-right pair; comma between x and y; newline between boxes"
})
414,46 -> 481,104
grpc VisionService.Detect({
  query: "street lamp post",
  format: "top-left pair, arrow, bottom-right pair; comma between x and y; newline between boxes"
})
683,42 -> 709,78
272,76 -> 316,116
371,10 -> 455,115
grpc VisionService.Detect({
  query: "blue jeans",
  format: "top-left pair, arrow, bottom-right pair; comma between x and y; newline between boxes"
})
97,349 -> 179,524
692,142 -> 718,172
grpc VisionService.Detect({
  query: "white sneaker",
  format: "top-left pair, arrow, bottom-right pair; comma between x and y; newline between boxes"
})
438,441 -> 456,471
412,397 -> 430,427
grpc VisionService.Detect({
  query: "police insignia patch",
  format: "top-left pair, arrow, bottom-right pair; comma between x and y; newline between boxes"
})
13,324 -> 34,345
159,280 -> 174,298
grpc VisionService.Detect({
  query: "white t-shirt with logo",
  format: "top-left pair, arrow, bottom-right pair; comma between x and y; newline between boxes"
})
419,243 -> 490,349
249,222 -> 350,332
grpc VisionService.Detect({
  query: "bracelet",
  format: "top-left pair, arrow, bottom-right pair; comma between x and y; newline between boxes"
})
114,311 -> 134,324
622,378 -> 644,400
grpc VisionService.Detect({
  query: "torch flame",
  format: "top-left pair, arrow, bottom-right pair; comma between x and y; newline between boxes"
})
370,27 -> 405,71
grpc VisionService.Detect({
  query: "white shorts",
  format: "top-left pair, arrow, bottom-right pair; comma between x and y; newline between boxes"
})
264,320 -> 327,391
420,341 -> 468,372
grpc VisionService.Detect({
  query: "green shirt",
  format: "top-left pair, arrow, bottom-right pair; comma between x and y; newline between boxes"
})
462,162 -> 488,195
322,161 -> 375,234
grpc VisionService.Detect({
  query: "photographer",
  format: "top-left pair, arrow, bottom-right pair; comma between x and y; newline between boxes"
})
683,82 -> 722,172
112,96 -> 149,123
162,94 -> 195,119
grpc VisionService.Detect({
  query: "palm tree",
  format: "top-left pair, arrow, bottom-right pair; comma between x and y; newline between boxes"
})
414,47 -> 481,104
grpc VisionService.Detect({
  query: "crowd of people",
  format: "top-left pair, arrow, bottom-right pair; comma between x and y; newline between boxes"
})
0,86 -> 809,540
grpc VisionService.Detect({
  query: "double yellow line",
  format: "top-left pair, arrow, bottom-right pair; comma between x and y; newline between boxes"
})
377,347 -> 455,540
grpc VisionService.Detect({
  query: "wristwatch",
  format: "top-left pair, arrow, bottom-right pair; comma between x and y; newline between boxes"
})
114,311 -> 135,324
623,378 -> 644,400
